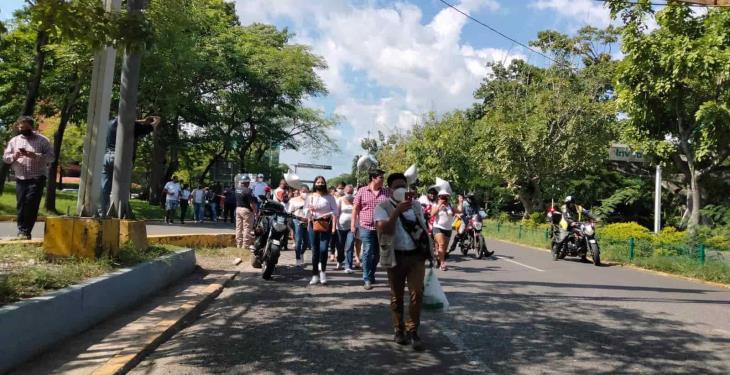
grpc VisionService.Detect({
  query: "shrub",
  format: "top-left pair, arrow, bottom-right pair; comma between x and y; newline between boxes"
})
495,212 -> 510,224
597,222 -> 652,242
652,227 -> 690,257
523,212 -> 545,228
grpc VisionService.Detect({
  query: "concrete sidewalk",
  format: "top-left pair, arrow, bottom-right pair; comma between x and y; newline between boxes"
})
0,221 -> 236,240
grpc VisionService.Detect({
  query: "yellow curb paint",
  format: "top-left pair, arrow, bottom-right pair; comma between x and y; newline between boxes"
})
147,233 -> 235,248
91,273 -> 236,375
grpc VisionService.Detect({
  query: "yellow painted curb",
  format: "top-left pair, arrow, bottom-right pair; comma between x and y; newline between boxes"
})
148,233 -> 235,248
485,237 -> 730,289
91,271 -> 239,375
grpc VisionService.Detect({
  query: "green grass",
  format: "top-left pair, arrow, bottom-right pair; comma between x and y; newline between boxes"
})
482,220 -> 730,286
0,183 -> 165,220
0,243 -> 177,305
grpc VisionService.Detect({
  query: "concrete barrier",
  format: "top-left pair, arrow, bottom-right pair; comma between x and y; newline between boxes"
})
0,249 -> 196,373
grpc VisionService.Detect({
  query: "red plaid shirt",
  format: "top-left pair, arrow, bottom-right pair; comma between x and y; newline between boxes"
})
3,132 -> 53,180
353,185 -> 391,231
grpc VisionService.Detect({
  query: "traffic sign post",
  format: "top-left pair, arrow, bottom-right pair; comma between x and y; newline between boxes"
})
609,144 -> 661,233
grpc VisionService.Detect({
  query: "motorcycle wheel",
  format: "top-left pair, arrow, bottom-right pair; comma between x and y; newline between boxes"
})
551,242 -> 559,261
262,248 -> 280,280
593,253 -> 601,266
475,235 -> 484,259
460,237 -> 469,256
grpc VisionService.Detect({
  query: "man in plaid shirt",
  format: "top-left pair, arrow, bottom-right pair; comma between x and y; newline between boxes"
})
2,116 -> 53,240
352,168 -> 391,290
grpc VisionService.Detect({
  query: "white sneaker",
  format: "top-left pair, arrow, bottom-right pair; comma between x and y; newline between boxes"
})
345,268 -> 354,274
319,272 -> 327,285
296,259 -> 303,267
309,275 -> 320,285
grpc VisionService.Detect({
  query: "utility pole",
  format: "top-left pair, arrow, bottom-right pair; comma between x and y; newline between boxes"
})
654,164 -> 662,233
77,0 -> 122,217
107,0 -> 146,219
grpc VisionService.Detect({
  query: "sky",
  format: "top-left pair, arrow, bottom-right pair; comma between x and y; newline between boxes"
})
1,0 -> 622,182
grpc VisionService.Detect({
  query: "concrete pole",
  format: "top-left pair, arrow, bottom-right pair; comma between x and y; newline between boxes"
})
654,164 -> 662,233
76,0 -> 121,217
108,0 -> 146,219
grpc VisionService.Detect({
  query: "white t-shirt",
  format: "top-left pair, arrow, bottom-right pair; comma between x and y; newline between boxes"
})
338,200 -> 353,231
418,195 -> 433,207
306,194 -> 337,219
164,181 -> 181,201
374,202 -> 417,251
432,204 -> 455,230
192,189 -> 206,204
253,181 -> 269,198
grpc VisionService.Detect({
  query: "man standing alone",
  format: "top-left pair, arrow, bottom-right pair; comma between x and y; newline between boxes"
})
235,176 -> 257,250
2,116 -> 53,240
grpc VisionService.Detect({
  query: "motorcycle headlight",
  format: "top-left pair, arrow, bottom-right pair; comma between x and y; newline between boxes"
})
474,222 -> 482,231
273,223 -> 288,232
583,225 -> 594,236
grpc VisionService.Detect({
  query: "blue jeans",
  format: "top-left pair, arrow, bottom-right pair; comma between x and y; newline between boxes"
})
293,219 -> 307,260
337,229 -> 355,269
359,227 -> 379,282
208,202 -> 218,222
193,203 -> 204,222
308,229 -> 331,276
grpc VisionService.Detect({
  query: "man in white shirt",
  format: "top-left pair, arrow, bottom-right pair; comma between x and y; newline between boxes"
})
163,176 -> 182,224
252,174 -> 269,203
191,185 -> 206,223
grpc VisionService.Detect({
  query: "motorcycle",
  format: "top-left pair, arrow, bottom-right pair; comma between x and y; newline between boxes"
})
448,210 -> 494,259
251,199 -> 290,279
548,208 -> 601,266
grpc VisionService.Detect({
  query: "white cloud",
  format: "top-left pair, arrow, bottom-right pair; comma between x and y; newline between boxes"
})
530,0 -> 612,28
234,0 -> 518,177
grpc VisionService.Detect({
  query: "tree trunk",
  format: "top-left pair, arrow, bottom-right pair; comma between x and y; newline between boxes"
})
688,167 -> 701,235
147,120 -> 168,205
199,152 -> 223,184
0,29 -> 50,195
108,0 -> 146,219
45,70 -> 82,213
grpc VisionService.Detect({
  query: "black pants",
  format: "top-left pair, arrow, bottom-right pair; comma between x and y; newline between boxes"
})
224,203 -> 236,223
179,201 -> 189,223
16,177 -> 45,236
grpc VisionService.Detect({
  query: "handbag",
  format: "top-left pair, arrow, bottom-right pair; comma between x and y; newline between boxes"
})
313,216 -> 332,232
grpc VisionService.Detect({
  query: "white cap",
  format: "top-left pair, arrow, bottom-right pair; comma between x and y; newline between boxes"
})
438,188 -> 450,196
257,173 -> 264,178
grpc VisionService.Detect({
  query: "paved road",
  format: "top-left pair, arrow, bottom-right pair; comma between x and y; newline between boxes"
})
129,240 -> 730,374
0,221 -> 235,239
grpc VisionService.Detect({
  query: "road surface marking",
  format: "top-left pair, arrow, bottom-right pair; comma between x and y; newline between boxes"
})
496,256 -> 545,272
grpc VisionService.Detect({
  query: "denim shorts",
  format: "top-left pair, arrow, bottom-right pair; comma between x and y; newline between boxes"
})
165,199 -> 179,210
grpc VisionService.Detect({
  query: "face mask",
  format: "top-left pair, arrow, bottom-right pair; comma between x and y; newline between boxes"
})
345,194 -> 354,201
392,188 -> 407,202
20,129 -> 33,137
336,188 -> 344,194
315,185 -> 327,193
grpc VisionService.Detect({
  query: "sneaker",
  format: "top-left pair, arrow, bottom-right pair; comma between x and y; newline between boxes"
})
344,268 -> 354,274
409,331 -> 424,351
394,331 -> 409,345
319,272 -> 327,285
363,281 -> 373,290
309,275 -> 320,285
296,259 -> 303,267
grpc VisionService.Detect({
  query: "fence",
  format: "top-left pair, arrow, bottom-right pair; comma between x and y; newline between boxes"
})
481,220 -> 730,284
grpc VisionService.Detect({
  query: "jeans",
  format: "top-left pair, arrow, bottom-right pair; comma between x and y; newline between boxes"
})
179,200 -> 189,222
208,202 -> 218,222
224,203 -> 236,223
193,202 -> 204,222
337,229 -> 355,269
15,177 -> 45,236
308,229 -> 331,275
293,219 -> 307,260
359,227 -> 380,282
101,151 -> 114,215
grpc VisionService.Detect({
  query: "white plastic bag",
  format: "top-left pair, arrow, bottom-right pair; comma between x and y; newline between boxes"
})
422,268 -> 449,312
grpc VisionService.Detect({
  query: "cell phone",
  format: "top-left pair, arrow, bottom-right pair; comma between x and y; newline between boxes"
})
405,191 -> 415,201
19,147 -> 26,153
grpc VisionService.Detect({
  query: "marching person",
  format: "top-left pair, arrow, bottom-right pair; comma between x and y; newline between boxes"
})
163,176 -> 181,224
235,176 -> 257,250
431,189 -> 461,271
179,184 -> 191,224
191,184 -> 206,223
352,169 -> 391,290
335,184 -> 356,273
306,176 -> 337,285
288,185 -> 310,267
2,116 -> 52,240
375,172 -> 431,351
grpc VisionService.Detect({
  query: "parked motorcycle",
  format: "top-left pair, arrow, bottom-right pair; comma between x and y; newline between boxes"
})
251,199 -> 290,279
548,208 -> 601,266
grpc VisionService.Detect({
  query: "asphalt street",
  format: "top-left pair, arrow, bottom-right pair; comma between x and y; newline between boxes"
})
129,240 -> 730,374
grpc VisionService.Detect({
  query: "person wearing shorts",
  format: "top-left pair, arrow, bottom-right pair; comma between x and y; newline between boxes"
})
430,189 -> 461,271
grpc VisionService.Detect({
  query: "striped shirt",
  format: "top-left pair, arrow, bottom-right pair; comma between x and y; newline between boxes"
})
2,132 -> 53,180
353,185 -> 391,231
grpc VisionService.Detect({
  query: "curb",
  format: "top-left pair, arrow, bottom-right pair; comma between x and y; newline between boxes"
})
486,237 -> 730,289
91,271 -> 239,375
0,250 -> 197,374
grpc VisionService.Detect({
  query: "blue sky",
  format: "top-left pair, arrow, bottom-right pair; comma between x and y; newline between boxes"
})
0,0 -> 618,181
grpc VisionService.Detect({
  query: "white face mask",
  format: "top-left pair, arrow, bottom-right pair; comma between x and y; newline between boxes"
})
392,187 -> 407,202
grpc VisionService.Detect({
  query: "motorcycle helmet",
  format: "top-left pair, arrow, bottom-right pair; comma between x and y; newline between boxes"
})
564,196 -> 575,204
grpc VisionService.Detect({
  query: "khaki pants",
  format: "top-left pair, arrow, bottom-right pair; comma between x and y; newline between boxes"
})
387,252 -> 426,333
235,207 -> 254,248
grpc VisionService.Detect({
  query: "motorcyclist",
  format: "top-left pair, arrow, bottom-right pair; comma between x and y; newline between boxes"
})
556,196 -> 593,258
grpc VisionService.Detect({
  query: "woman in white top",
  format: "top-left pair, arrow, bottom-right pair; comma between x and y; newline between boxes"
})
430,189 -> 462,271
287,186 -> 310,267
306,176 -> 338,285
335,184 -> 356,273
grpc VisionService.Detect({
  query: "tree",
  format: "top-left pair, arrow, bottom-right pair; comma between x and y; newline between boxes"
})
608,1 -> 730,231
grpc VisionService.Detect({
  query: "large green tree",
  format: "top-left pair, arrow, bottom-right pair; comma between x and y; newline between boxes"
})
608,1 -> 730,230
